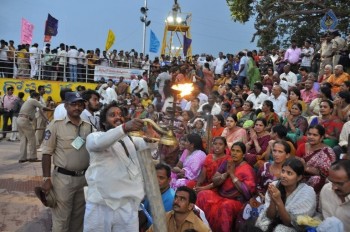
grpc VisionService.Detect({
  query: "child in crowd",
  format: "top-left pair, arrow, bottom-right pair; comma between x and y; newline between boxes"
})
191,118 -> 206,138
141,93 -> 152,108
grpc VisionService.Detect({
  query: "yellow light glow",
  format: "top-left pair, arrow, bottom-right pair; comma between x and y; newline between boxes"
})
172,83 -> 194,97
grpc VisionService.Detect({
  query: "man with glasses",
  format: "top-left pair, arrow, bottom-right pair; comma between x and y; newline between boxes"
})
41,92 -> 92,232
319,160 -> 350,231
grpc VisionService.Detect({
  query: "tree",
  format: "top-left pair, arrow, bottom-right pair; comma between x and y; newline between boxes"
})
226,0 -> 350,49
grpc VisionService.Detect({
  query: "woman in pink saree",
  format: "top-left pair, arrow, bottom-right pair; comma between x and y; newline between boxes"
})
171,133 -> 207,189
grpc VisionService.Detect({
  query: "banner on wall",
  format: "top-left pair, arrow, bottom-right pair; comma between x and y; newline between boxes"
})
0,78 -> 97,103
93,65 -> 143,82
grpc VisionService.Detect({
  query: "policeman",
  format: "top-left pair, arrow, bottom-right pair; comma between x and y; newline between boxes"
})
35,85 -> 47,150
41,92 -> 92,232
17,91 -> 52,162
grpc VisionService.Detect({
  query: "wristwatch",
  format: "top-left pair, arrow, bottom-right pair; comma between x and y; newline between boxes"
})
43,177 -> 51,182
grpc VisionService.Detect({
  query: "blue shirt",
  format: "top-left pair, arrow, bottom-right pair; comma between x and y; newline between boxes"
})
239,56 -> 248,77
143,187 -> 175,227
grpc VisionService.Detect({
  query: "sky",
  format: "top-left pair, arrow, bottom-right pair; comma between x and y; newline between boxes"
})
0,0 -> 257,58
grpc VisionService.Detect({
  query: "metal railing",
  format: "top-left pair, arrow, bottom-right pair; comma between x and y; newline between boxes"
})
0,50 -> 147,82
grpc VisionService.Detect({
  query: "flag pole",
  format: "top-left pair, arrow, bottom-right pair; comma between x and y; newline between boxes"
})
142,0 -> 147,55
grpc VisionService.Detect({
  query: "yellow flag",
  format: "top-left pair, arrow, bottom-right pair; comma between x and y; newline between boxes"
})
105,29 -> 115,51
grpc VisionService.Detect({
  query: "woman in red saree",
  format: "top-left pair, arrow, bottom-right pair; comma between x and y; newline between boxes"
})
296,124 -> 336,193
245,118 -> 271,167
196,142 -> 256,232
212,114 -> 225,138
194,137 -> 230,192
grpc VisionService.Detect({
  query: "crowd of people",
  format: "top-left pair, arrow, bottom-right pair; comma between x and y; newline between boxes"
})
0,30 -> 350,232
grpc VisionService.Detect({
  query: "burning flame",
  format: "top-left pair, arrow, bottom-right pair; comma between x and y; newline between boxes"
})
172,83 -> 194,97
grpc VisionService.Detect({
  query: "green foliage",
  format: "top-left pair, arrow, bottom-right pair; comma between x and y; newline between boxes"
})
227,0 -> 350,49
226,0 -> 254,23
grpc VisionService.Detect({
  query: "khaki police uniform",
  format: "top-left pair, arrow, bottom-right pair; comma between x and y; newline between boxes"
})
332,36 -> 346,68
17,98 -> 45,161
319,40 -> 333,76
42,117 -> 92,232
35,95 -> 47,148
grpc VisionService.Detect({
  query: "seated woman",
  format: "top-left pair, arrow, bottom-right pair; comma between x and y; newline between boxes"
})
231,97 -> 244,115
171,133 -> 207,189
145,104 -> 158,122
132,103 -> 148,119
255,158 -> 317,232
296,125 -> 336,194
141,93 -> 152,108
196,142 -> 256,232
195,137 -> 230,192
262,67 -> 274,94
333,91 -> 350,122
221,114 -> 248,150
257,100 -> 280,132
237,100 -> 256,127
245,118 -> 271,167
221,102 -> 232,120
286,87 -> 307,115
318,64 -> 332,83
283,103 -> 308,144
257,140 -> 291,195
307,86 -> 333,116
212,114 -> 225,138
179,110 -> 194,135
309,100 -> 344,148
258,124 -> 296,166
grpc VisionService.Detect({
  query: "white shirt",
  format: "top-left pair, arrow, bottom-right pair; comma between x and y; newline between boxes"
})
53,103 -> 67,120
278,80 -> 289,94
197,93 -> 208,106
213,57 -> 227,75
97,85 -> 108,105
58,49 -> 67,65
67,48 -> 79,65
338,121 -> 350,147
156,72 -> 171,91
85,126 -> 147,210
138,79 -> 149,95
279,71 -> 297,87
0,46 -> 8,60
301,47 -> 314,67
105,87 -> 118,104
246,92 -> 268,109
320,183 -> 350,232
197,102 -> 221,115
81,109 -> 100,131
29,46 -> 38,60
268,94 -> 287,117
130,79 -> 139,93
78,51 -> 85,65
270,54 -> 279,71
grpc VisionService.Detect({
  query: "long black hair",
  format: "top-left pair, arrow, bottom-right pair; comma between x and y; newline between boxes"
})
267,158 -> 304,231
186,133 -> 206,153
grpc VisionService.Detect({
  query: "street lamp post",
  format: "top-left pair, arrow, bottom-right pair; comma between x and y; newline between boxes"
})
140,0 -> 151,55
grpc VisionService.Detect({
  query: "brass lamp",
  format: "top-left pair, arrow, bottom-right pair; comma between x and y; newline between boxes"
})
128,118 -> 178,146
